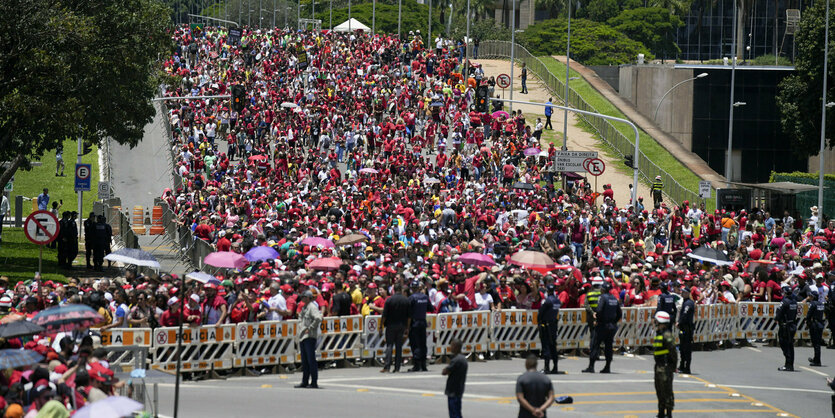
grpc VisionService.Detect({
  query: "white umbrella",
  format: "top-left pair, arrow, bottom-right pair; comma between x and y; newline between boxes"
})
73,396 -> 143,418
280,102 -> 299,108
424,177 -> 441,185
104,248 -> 161,268
186,271 -> 221,285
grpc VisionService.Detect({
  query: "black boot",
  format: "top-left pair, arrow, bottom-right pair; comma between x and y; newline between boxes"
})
581,361 -> 595,373
600,361 -> 611,373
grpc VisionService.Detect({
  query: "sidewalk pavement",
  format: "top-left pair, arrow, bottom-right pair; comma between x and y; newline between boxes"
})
553,56 -> 726,189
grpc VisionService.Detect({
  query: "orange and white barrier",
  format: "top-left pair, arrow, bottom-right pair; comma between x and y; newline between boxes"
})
489,309 -> 540,352
234,321 -> 297,368
151,325 -> 235,372
435,311 -> 490,355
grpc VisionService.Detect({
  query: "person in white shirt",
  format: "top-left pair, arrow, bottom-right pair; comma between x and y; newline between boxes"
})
475,282 -> 494,311
266,283 -> 289,321
0,193 -> 9,247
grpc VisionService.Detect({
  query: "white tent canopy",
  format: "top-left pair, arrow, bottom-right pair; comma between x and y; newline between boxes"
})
333,18 -> 370,32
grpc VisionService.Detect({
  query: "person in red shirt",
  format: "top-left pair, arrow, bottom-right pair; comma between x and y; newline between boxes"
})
183,294 -> 203,325
160,297 -> 184,327
216,230 -> 231,251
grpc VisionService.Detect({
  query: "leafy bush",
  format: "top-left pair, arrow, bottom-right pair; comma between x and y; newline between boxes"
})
519,18 -> 653,65
449,18 -> 512,42
751,54 -> 793,66
608,7 -> 681,59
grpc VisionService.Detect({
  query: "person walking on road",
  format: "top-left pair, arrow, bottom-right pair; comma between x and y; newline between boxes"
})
776,285 -> 798,371
651,176 -> 664,208
583,282 -> 621,374
520,62 -> 528,94
678,286 -> 695,374
544,98 -> 553,130
807,290 -> 825,367
538,283 -> 561,374
516,354 -> 555,418
296,290 -> 323,389
408,280 -> 431,372
443,338 -> 468,418
653,311 -> 677,418
380,284 -> 411,373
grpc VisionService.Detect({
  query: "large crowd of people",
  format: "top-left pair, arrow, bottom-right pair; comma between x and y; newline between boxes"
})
2,23 -> 835,415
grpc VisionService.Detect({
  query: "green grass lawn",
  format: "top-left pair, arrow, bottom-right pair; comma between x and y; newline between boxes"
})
0,228 -> 68,284
10,140 -> 99,218
538,57 -> 704,196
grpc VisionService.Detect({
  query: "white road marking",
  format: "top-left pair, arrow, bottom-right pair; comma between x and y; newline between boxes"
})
718,384 -> 831,394
799,366 -> 829,377
321,383 -> 498,399
745,346 -> 762,353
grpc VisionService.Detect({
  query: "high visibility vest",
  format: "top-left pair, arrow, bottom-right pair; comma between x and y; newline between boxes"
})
652,181 -> 663,191
586,290 -> 601,309
653,334 -> 669,356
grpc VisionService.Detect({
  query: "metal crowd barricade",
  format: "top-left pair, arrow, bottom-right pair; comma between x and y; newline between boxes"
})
99,328 -> 152,372
626,307 -> 655,347
737,302 -> 780,340
361,315 -> 437,359
435,311 -> 490,355
151,325 -> 235,373
234,320 -> 298,368
299,315 -> 363,362
489,309 -> 540,352
692,305 -> 714,343
555,309 -> 588,349
710,304 -> 739,341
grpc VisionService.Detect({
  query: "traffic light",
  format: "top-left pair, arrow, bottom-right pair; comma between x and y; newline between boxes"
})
231,85 -> 245,112
624,155 -> 634,168
475,85 -> 488,113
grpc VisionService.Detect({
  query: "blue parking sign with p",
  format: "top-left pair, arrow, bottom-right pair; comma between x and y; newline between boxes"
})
75,163 -> 91,191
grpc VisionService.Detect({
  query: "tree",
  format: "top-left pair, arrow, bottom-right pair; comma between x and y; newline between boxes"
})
776,0 -> 834,159
586,0 -> 620,22
519,18 -> 653,65
608,7 -> 682,59
0,0 -> 171,187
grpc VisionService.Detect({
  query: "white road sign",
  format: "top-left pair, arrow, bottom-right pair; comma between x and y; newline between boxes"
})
699,181 -> 712,199
553,150 -> 598,172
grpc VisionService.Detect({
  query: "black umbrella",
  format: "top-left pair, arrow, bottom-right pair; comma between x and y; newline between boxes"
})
0,349 -> 43,369
512,181 -> 536,191
687,245 -> 732,266
32,304 -> 104,333
0,321 -> 45,339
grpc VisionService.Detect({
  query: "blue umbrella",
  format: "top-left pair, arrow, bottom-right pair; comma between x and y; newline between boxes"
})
245,246 -> 279,262
0,349 -> 43,369
73,395 -> 143,418
31,304 -> 104,333
104,248 -> 161,268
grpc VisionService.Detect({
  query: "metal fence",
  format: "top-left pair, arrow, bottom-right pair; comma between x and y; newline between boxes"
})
473,41 -> 705,208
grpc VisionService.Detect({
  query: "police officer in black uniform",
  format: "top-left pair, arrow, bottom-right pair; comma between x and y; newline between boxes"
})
583,282 -> 622,373
584,280 -> 602,358
657,283 -> 677,324
65,211 -> 79,267
776,285 -> 798,371
807,290 -> 825,367
538,283 -> 561,374
56,211 -> 70,267
84,211 -> 96,269
678,286 -> 695,374
92,215 -> 112,271
408,280 -> 431,372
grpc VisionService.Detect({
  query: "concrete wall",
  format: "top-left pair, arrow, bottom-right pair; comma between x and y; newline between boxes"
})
619,65 -> 695,150
808,147 -> 835,175
588,65 -> 620,92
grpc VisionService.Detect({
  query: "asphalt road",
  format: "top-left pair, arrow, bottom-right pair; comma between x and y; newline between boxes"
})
149,344 -> 832,417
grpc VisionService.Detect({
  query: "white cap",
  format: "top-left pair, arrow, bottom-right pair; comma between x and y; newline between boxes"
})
655,311 -> 670,323
167,296 -> 179,306
103,292 -> 113,302
189,294 -> 200,303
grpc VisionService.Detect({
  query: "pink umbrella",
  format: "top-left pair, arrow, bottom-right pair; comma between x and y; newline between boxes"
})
509,250 -> 556,269
204,251 -> 249,269
359,167 -> 379,174
300,237 -> 335,248
492,110 -> 510,119
458,252 -> 496,267
523,147 -> 541,156
308,257 -> 343,271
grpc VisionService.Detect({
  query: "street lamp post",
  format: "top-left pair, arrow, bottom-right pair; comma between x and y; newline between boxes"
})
653,73 -> 709,121
818,0 -> 831,224
398,0 -> 402,38
509,0 -> 515,112
428,0 -> 431,42
464,0 -> 470,79
725,0 -> 739,187
372,0 -> 375,33
563,0 -> 571,152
